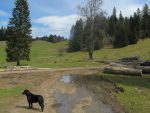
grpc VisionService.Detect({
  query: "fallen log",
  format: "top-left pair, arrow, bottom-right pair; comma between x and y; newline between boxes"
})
136,66 -> 150,74
121,56 -> 140,61
104,67 -> 142,76
140,61 -> 150,66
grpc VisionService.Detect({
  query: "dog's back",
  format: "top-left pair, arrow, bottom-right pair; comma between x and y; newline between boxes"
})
29,93 -> 44,103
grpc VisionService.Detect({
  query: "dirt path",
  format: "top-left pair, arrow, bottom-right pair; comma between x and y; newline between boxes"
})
11,73 -> 60,113
0,66 -> 104,75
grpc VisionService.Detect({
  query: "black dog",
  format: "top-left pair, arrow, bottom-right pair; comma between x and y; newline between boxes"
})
22,90 -> 44,112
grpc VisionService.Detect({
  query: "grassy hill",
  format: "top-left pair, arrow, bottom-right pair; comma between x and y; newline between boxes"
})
0,39 -> 150,68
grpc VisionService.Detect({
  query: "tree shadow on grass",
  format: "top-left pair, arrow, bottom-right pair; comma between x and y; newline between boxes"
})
73,74 -> 150,89
103,74 -> 150,89
16,105 -> 40,112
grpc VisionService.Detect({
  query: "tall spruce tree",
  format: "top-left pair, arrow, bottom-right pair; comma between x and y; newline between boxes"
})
68,19 -> 84,52
108,7 -> 117,41
134,9 -> 141,38
114,11 -> 129,48
6,0 -> 32,66
148,6 -> 150,37
0,27 -> 6,41
141,4 -> 149,38
128,16 -> 137,44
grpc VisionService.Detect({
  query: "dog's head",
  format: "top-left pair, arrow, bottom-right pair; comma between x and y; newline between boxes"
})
22,89 -> 31,95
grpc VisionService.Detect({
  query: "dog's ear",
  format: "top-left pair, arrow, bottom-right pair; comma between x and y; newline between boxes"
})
22,89 -> 30,95
25,90 -> 30,93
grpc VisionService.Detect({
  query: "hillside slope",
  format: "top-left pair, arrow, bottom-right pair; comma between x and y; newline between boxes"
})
0,39 -> 150,68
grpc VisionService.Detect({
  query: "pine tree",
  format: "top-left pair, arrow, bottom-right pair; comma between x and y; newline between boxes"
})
68,25 -> 76,51
114,11 -> 129,48
0,27 -> 6,41
128,16 -> 138,44
76,19 -> 84,50
134,9 -> 141,38
148,7 -> 150,37
141,4 -> 149,38
108,7 -> 118,41
68,19 -> 84,52
6,0 -> 32,66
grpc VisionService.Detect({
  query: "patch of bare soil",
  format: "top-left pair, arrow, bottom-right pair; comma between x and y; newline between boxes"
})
0,68 -> 125,113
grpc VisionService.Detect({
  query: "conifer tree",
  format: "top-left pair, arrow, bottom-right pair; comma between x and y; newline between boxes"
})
108,7 -> 117,38
134,9 -> 141,38
68,19 -> 84,52
128,16 -> 137,44
0,27 -> 6,41
114,11 -> 129,48
141,4 -> 149,37
6,0 -> 32,66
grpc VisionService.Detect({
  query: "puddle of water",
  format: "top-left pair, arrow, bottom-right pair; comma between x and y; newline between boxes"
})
54,74 -> 115,113
60,74 -> 72,84
53,87 -> 89,113
53,87 -> 114,113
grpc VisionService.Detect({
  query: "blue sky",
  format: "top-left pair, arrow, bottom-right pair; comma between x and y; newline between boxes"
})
0,0 -> 149,38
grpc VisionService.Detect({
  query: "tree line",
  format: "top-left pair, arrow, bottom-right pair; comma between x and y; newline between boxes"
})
69,4 -> 150,52
34,35 -> 66,43
0,27 -> 7,41
0,28 -> 66,44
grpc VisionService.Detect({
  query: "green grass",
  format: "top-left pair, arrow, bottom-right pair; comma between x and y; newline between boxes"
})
94,39 -> 150,60
0,41 -> 7,68
0,86 -> 25,97
102,73 -> 150,113
0,39 -> 150,68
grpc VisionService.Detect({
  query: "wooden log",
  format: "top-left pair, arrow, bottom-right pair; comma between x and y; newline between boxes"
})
137,66 -> 150,74
121,56 -> 140,61
104,67 -> 142,76
140,61 -> 150,66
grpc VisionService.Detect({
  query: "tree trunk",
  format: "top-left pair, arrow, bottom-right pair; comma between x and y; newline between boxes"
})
104,67 -> 142,76
17,60 -> 20,66
88,19 -> 94,60
88,50 -> 93,60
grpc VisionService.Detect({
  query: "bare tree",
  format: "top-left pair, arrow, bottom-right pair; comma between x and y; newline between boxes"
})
78,0 -> 103,60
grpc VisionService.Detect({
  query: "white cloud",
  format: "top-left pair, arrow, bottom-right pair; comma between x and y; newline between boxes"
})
103,0 -> 147,17
0,10 -> 8,16
32,14 -> 81,38
122,4 -> 143,17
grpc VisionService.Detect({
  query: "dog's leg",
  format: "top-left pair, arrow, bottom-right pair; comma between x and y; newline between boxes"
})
28,102 -> 31,109
31,103 -> 33,108
41,104 -> 44,112
39,102 -> 44,112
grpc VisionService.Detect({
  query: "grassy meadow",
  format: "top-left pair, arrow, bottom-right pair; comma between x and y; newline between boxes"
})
0,39 -> 150,68
102,73 -> 150,113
